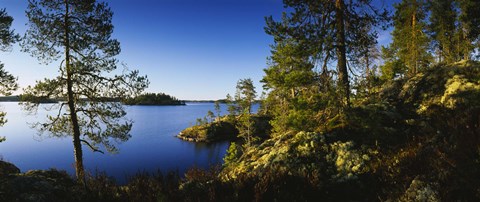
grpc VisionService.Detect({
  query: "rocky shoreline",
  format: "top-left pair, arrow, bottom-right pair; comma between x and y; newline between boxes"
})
0,161 -> 82,201
177,121 -> 238,143
177,115 -> 271,143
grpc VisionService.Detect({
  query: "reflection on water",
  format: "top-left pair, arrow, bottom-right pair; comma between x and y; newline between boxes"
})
0,102 -> 255,183
193,141 -> 228,165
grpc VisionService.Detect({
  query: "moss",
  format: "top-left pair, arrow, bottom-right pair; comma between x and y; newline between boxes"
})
177,115 -> 271,143
177,121 -> 237,142
221,132 -> 328,180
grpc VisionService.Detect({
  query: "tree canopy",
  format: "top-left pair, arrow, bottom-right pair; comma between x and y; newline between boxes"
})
21,0 -> 149,183
0,8 -> 18,142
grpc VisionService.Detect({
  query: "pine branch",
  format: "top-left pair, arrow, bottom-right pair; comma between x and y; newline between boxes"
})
80,139 -> 104,154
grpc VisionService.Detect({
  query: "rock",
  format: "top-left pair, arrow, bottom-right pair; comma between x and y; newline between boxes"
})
177,121 -> 238,143
0,161 -> 20,176
177,115 -> 271,143
0,169 -> 77,202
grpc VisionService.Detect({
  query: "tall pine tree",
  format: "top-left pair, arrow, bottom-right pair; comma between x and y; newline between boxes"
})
389,0 -> 431,77
263,0 -> 388,134
457,0 -> 480,60
428,0 -> 457,63
21,0 -> 149,183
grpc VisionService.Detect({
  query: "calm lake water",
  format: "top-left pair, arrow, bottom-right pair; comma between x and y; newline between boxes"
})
0,102 -> 253,183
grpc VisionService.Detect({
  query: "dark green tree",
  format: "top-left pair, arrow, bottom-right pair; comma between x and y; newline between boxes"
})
389,0 -> 431,77
225,93 -> 237,121
235,78 -> 256,115
235,78 -> 256,146
0,8 -> 19,142
427,0 -> 457,63
223,142 -> 239,166
21,0 -> 149,183
262,38 -> 319,134
380,45 -> 406,80
263,0 -> 388,135
265,0 -> 388,108
214,100 -> 221,119
206,110 -> 215,123
456,0 -> 480,60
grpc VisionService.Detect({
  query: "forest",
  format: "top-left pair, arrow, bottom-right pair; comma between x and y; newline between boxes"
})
122,93 -> 185,106
0,0 -> 479,201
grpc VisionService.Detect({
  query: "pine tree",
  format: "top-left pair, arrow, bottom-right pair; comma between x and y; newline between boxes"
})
0,8 -> 19,142
223,142 -> 239,166
262,38 -> 318,133
456,0 -> 480,60
263,0 -> 388,134
390,0 -> 431,77
428,0 -> 457,63
235,78 -> 256,115
214,101 -> 221,120
21,0 -> 149,183
234,78 -> 256,146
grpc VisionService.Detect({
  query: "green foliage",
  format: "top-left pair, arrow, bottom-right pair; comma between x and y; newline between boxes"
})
457,0 -> 480,59
235,78 -> 256,114
427,0 -> 457,63
214,101 -> 221,118
222,62 -> 480,201
237,111 -> 256,147
380,45 -> 407,81
123,92 -> 184,105
206,110 -> 215,123
233,78 -> 259,146
4,55 -> 479,202
262,0 -> 389,135
262,38 -> 322,134
223,142 -> 239,167
389,0 -> 432,77
21,0 -> 149,181
224,93 -> 237,121
264,0 -> 389,108
0,8 -> 18,143
22,0 -> 149,152
178,120 -> 238,143
0,9 -> 19,52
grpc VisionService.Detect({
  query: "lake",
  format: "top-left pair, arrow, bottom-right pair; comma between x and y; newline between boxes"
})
0,102 -> 251,183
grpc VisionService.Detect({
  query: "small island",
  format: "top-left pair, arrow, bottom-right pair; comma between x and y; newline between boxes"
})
122,93 -> 185,106
177,115 -> 271,143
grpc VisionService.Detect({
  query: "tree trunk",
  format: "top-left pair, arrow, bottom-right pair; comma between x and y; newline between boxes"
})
335,0 -> 350,107
463,28 -> 470,60
411,11 -> 417,76
64,0 -> 85,184
365,52 -> 370,78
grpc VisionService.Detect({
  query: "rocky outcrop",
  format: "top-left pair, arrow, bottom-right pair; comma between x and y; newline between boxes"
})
0,161 -> 79,202
0,161 -> 20,176
178,115 -> 272,143
177,121 -> 238,142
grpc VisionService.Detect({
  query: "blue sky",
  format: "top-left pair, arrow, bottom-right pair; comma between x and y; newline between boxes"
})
1,0 -> 395,100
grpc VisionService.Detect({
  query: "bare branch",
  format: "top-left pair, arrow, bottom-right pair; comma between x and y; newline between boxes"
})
80,139 -> 104,154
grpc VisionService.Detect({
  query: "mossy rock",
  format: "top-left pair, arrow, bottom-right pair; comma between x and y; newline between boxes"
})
178,115 -> 272,143
0,169 -> 77,202
221,131 -> 329,180
178,121 -> 238,142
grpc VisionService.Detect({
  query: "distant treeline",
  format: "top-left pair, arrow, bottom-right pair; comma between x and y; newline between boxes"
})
123,93 -> 185,106
0,96 -> 21,102
0,95 -> 60,103
0,93 -> 185,106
